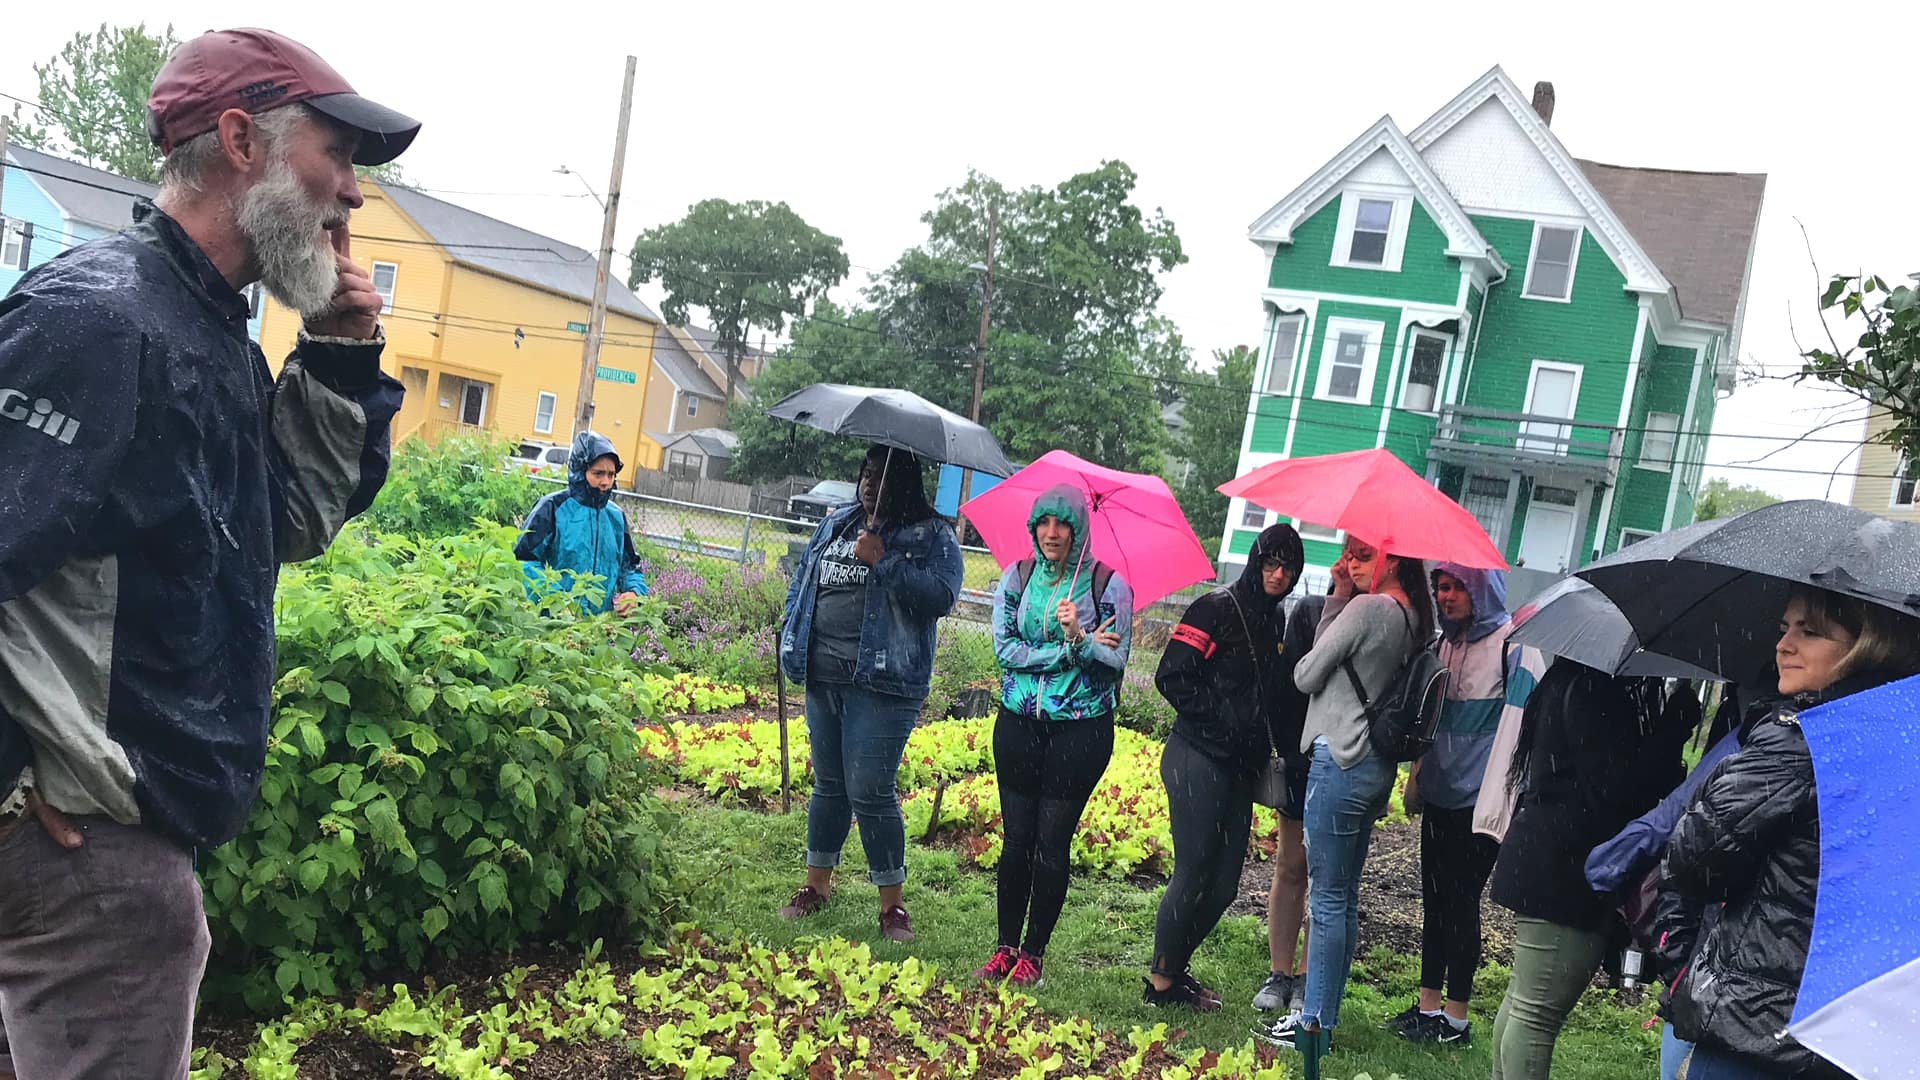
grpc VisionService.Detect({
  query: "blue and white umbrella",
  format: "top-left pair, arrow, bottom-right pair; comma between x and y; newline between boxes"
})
1790,672 -> 1920,1078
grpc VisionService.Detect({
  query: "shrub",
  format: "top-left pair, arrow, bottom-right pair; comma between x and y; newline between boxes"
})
1115,669 -> 1176,740
199,525 -> 675,1012
924,620 -> 1002,721
364,434 -> 542,539
634,553 -> 785,686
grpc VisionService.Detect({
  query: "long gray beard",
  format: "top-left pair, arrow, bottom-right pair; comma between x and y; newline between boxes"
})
236,156 -> 340,319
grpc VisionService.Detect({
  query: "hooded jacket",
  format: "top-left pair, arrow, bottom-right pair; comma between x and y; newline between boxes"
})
514,432 -> 648,614
1660,672 -> 1896,1079
1154,525 -> 1303,774
1421,562 -> 1518,810
992,484 -> 1133,721
0,202 -> 402,849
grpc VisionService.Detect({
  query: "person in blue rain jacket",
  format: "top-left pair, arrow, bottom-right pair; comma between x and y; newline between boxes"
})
514,431 -> 648,614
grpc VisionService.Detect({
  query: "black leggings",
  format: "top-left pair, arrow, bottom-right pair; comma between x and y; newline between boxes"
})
1152,732 -> 1254,977
994,706 -> 1115,957
1420,805 -> 1500,1002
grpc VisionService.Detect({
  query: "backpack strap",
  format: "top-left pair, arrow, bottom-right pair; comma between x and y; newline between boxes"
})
1015,557 -> 1036,596
1339,599 -> 1414,719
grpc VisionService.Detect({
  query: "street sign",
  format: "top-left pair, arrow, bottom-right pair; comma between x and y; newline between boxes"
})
567,321 -> 589,334
595,366 -> 637,384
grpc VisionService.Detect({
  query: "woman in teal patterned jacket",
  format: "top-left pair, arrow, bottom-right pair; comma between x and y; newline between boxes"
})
972,484 -> 1132,990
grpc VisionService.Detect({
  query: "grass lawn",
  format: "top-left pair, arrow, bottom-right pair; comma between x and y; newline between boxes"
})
669,801 -> 1661,1080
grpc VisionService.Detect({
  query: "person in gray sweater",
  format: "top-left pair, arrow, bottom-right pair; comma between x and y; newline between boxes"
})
1258,539 -> 1434,1056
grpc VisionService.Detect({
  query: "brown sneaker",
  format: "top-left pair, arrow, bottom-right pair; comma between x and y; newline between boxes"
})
879,904 -> 915,943
778,885 -> 829,919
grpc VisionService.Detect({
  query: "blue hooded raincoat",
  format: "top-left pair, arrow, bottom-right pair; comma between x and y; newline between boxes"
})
514,432 -> 648,613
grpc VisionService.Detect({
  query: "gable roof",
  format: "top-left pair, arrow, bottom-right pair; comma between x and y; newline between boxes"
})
673,325 -> 770,401
1247,116 -> 1505,276
1575,161 -> 1766,328
1408,66 -> 1672,300
650,325 -> 726,399
662,428 -> 738,459
3,145 -> 156,230
680,324 -> 772,364
379,185 -> 659,322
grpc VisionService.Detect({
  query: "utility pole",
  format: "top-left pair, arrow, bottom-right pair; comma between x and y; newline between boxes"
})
955,204 -> 997,539
573,55 -> 638,438
0,115 -> 12,231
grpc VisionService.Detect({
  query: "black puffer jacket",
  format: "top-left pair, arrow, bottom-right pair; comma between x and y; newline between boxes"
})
1155,525 -> 1302,776
1662,672 -> 1896,1078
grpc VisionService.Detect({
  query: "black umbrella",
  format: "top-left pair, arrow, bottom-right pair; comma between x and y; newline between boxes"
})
1575,501 -> 1920,689
766,383 -> 1016,478
1508,577 -> 1722,681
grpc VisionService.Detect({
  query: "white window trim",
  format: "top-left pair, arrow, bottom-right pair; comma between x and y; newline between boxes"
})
1329,189 -> 1413,273
1894,451 -> 1918,509
1296,519 -> 1343,544
0,219 -> 24,269
1264,313 -> 1306,396
686,395 -> 700,418
1637,411 -> 1680,472
1620,527 -> 1657,547
370,260 -> 399,314
1239,501 -> 1268,530
1314,317 -> 1387,405
1518,360 -> 1586,456
1521,221 -> 1582,303
533,391 -> 557,435
1399,328 -> 1453,413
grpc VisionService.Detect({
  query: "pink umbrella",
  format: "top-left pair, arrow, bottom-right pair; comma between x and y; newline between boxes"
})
1218,448 -> 1507,570
961,450 -> 1218,610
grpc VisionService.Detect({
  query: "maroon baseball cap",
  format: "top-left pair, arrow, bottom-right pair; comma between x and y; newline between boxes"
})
147,28 -> 420,166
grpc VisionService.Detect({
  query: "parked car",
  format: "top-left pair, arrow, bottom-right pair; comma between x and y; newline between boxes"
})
505,440 -> 570,479
786,480 -> 858,532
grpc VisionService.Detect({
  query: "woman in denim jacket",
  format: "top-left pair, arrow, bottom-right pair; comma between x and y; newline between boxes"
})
775,445 -> 963,942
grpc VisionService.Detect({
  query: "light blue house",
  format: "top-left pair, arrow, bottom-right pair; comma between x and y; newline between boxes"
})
1,144 -> 264,340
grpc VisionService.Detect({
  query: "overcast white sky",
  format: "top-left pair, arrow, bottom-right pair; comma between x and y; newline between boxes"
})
9,2 -> 1912,500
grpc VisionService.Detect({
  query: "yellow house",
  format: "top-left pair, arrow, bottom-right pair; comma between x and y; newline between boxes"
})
1850,408 -> 1920,523
257,182 -> 668,477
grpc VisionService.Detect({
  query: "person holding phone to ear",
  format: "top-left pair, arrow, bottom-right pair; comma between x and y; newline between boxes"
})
974,484 -> 1132,989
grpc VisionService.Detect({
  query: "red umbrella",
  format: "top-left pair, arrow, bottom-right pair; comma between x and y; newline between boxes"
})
962,450 -> 1217,609
1218,448 -> 1507,570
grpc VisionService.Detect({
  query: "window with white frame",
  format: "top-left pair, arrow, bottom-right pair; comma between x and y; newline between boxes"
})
1621,528 -> 1656,547
1640,412 -> 1679,469
686,395 -> 700,418
1895,452 -> 1918,508
533,391 -> 557,434
1265,314 -> 1304,395
1523,224 -> 1581,300
1331,192 -> 1411,272
370,261 -> 398,314
666,450 -> 702,479
1,219 -> 29,270
1298,520 -> 1341,543
1241,502 -> 1267,529
1401,330 -> 1450,411
1315,319 -> 1383,403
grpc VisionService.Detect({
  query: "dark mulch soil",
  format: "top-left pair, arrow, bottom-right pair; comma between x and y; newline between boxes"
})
522,1039 -> 673,1079
287,1028 -> 406,1077
1223,819 -> 1519,967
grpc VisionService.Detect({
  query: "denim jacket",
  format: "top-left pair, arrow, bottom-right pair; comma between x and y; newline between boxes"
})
780,504 -> 963,700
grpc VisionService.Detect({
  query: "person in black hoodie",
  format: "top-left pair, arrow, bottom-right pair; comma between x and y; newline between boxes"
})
1661,586 -> 1920,1080
1143,524 -> 1304,1009
1485,660 -> 1679,1079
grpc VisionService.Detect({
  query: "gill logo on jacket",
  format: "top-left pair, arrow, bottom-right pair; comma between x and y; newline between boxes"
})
0,388 -> 81,444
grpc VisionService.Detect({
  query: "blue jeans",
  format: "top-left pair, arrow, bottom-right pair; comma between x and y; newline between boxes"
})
804,680 -> 921,886
1661,1023 -> 1694,1080
1686,1046 -> 1783,1080
1301,738 -> 1395,1029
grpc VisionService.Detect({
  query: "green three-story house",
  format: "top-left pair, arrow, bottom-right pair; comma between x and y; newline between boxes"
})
1220,67 -> 1765,598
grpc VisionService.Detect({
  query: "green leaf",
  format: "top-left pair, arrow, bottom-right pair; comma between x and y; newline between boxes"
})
421,905 -> 450,941
476,863 -> 508,914
444,811 -> 475,841
405,685 -> 436,716
298,859 -> 328,892
498,762 -> 525,792
465,837 -> 497,858
275,959 -> 300,996
337,770 -> 363,801
543,868 -> 566,898
297,721 -> 325,758
1822,275 -> 1852,308
309,763 -> 344,785
418,859 -> 448,890
320,681 -> 351,706
408,728 -> 441,756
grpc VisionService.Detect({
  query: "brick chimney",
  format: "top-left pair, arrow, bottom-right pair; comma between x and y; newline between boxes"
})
1532,81 -> 1556,126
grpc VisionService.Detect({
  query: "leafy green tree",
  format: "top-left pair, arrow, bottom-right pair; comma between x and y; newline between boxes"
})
1694,477 -> 1780,522
1801,273 -> 1920,458
870,161 -> 1187,472
1170,346 -> 1257,542
11,23 -> 179,183
629,199 -> 849,404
